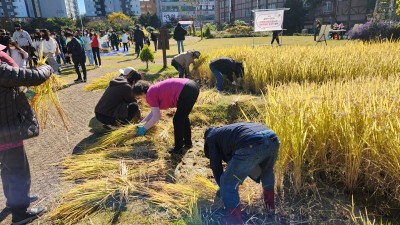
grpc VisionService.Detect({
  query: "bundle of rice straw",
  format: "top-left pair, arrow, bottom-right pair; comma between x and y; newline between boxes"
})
84,72 -> 120,92
28,45 -> 69,129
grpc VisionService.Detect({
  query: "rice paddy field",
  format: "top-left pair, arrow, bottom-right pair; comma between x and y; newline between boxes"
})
47,37 -> 400,225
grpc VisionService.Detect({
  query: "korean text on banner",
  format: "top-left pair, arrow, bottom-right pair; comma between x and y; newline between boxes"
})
254,10 -> 284,32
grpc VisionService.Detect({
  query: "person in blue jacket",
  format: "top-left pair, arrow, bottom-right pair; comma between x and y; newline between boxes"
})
204,122 -> 280,224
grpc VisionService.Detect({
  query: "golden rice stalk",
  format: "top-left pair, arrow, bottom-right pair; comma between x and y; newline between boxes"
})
50,155 -> 166,224
29,44 -> 69,129
85,123 -> 157,153
84,72 -> 120,92
146,175 -> 217,218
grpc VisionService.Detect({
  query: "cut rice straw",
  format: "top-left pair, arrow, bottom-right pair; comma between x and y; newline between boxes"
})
29,44 -> 69,129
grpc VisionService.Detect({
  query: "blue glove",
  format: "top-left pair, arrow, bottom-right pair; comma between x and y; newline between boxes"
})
137,126 -> 147,136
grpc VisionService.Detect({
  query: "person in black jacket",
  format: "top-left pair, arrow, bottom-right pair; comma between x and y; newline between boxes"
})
65,32 -> 87,83
0,53 -> 53,224
95,67 -> 142,127
209,57 -> 244,92
204,123 -> 280,225
150,30 -> 158,52
173,23 -> 187,54
110,31 -> 119,51
133,25 -> 145,55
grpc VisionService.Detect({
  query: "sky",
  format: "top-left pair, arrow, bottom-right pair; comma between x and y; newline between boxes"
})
78,0 -> 86,14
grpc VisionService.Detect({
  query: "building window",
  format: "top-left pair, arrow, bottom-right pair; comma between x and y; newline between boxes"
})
268,3 -> 276,9
323,1 -> 332,14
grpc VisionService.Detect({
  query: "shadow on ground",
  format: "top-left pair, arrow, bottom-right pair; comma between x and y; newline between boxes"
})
72,117 -> 108,154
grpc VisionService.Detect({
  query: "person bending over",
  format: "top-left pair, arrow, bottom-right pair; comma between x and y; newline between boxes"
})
204,122 -> 280,225
133,78 -> 199,154
171,50 -> 200,78
209,57 -> 244,92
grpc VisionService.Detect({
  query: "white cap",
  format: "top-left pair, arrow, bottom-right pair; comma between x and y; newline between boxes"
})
119,67 -> 137,76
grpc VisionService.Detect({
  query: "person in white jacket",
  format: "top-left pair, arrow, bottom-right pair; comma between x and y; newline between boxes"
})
7,41 -> 29,68
82,31 -> 94,65
39,29 -> 59,74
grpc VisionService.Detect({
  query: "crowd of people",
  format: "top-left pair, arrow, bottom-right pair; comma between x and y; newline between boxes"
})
0,23 -> 162,84
0,21 -> 274,225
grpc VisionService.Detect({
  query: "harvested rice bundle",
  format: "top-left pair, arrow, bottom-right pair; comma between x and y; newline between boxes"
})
85,124 -> 157,152
84,72 -> 120,92
28,46 -> 69,129
147,175 -> 217,217
50,158 -> 166,224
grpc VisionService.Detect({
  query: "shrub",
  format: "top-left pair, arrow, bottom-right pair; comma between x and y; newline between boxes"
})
225,25 -> 253,36
349,20 -> 400,41
140,45 -> 155,69
203,26 -> 211,38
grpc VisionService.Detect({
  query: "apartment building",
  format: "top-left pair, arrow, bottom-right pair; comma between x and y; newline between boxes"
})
140,0 -> 156,15
0,0 -> 79,18
85,0 -> 141,17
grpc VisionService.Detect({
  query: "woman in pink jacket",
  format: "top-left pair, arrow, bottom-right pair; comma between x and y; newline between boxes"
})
133,78 -> 199,154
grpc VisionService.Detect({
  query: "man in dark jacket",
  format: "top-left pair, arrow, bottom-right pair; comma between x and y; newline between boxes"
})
133,25 -> 145,55
209,57 -> 244,92
0,46 -> 53,224
110,31 -> 119,51
95,67 -> 142,127
66,32 -> 87,83
204,122 -> 280,225
173,23 -> 187,54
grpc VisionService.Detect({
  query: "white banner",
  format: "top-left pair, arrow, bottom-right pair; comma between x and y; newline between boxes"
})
254,10 -> 284,32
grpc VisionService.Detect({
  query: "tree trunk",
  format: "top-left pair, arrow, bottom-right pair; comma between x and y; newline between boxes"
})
146,61 -> 149,69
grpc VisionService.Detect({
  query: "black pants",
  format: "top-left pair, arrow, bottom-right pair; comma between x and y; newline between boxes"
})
153,40 -> 157,51
135,42 -> 143,55
96,103 -> 140,126
123,43 -> 129,52
171,59 -> 186,78
271,32 -> 280,45
0,145 -> 31,220
173,80 -> 199,149
92,47 -> 101,66
112,42 -> 119,51
73,57 -> 87,80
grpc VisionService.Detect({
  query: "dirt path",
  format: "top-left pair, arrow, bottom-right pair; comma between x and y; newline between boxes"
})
0,64 -> 122,224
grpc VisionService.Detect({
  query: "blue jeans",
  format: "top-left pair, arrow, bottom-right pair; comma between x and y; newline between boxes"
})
85,49 -> 94,65
220,130 -> 280,208
56,50 -> 66,65
209,64 -> 224,91
177,40 -> 184,53
0,145 -> 31,220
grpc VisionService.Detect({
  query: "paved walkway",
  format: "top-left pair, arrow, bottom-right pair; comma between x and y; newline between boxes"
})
0,65 -> 117,224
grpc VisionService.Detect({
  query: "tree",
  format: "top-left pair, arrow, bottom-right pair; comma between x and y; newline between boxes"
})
283,0 -> 306,34
138,12 -> 161,28
107,12 -> 135,31
86,20 -> 111,32
140,45 -> 155,69
183,0 -> 204,39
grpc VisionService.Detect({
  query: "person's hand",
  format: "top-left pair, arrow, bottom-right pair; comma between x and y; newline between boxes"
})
137,126 -> 147,136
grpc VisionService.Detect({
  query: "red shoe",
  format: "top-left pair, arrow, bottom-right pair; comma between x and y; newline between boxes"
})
263,189 -> 275,211
223,207 -> 244,225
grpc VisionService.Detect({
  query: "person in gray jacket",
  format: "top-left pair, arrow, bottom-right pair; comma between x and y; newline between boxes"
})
0,56 -> 53,225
